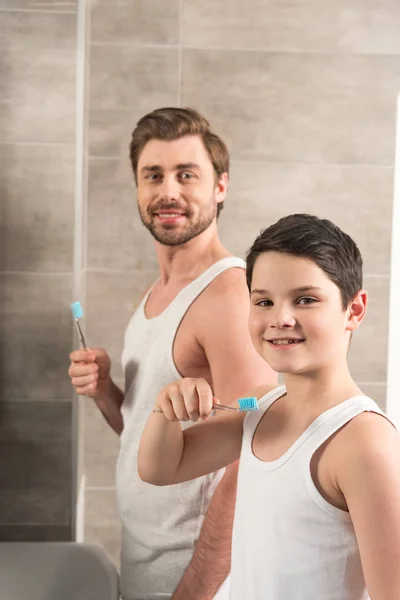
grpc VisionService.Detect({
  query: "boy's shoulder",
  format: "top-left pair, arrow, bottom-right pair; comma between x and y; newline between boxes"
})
329,408 -> 398,479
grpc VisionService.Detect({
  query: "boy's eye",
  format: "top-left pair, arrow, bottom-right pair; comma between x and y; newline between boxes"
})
179,172 -> 195,180
297,297 -> 318,305
255,299 -> 273,307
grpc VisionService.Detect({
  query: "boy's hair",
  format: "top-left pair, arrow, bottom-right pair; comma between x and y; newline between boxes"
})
246,214 -> 363,309
129,107 -> 230,217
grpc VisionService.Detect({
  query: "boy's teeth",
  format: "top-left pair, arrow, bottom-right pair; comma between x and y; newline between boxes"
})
272,339 -> 300,345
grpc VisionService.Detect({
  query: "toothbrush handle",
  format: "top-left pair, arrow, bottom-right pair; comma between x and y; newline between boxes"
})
212,403 -> 238,412
153,403 -> 238,415
74,319 -> 87,351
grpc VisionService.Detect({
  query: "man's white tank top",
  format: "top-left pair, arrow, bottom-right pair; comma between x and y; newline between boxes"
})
116,257 -> 245,600
231,385 -> 393,600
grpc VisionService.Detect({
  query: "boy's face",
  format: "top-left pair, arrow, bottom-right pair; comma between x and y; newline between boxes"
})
249,252 -> 365,375
136,134 -> 227,246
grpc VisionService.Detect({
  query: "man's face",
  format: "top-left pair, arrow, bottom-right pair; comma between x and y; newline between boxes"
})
136,135 -> 227,246
249,252 -> 359,376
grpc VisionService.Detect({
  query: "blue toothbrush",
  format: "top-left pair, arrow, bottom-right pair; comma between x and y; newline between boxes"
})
70,301 -> 87,350
213,396 -> 259,412
153,396 -> 258,415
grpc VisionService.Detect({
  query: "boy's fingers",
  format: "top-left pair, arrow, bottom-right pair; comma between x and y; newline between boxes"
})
196,380 -> 214,420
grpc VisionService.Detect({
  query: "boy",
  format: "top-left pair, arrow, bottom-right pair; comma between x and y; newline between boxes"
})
138,214 -> 400,599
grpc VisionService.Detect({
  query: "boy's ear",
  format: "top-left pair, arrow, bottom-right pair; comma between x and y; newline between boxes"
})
346,290 -> 368,331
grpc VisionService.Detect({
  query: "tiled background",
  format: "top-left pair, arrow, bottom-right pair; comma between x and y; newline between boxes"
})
0,1 -> 77,541
1,0 -> 398,566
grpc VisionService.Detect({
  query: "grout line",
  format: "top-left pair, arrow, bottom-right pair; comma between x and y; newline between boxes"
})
0,141 -> 74,148
85,486 -> 116,492
86,154 -> 394,169
0,8 -> 76,15
0,271 -> 72,276
177,0 -> 184,106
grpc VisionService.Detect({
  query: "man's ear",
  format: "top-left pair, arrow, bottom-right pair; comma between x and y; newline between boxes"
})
216,172 -> 228,205
346,290 -> 368,332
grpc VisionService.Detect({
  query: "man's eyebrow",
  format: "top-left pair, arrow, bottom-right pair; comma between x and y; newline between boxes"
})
140,162 -> 201,174
140,164 -> 162,173
251,286 -> 325,295
175,162 -> 201,171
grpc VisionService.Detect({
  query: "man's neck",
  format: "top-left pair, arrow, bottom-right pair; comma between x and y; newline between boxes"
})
154,226 -> 231,286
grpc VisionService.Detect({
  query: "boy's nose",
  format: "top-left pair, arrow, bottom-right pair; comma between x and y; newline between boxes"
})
270,308 -> 296,328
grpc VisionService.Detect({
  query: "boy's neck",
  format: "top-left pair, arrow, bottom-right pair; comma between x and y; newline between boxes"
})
282,363 -> 362,414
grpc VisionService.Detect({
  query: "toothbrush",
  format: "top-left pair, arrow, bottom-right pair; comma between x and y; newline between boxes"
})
70,301 -> 87,350
153,396 -> 258,415
213,396 -> 258,412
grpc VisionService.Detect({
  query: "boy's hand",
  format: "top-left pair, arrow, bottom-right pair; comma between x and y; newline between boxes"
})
68,348 -> 112,398
155,377 -> 218,422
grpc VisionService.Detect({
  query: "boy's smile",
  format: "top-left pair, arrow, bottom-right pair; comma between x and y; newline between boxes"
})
249,252 -> 359,375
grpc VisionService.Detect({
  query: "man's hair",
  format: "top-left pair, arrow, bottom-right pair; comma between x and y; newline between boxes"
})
246,214 -> 363,309
129,107 -> 229,217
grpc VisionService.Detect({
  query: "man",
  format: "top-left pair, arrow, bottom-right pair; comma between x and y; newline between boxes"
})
69,107 -> 276,600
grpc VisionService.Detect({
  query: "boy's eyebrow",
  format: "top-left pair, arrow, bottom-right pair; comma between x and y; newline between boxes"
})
140,162 -> 201,174
251,286 -> 325,295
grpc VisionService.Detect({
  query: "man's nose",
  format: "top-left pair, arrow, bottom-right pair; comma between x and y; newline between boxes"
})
158,175 -> 180,201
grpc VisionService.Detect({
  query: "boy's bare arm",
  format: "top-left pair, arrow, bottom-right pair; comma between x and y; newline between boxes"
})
138,377 -> 244,486
336,412 -> 400,600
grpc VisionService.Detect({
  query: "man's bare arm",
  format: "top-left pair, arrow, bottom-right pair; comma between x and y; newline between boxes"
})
172,462 -> 238,600
69,348 -> 124,435
172,269 -> 277,598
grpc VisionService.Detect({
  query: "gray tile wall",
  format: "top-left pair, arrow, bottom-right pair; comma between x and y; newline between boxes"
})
83,0 -> 399,564
0,4 -> 77,540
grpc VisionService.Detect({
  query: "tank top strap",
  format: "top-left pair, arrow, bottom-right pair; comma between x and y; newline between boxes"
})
166,256 -> 246,324
303,396 -> 395,459
241,386 -> 287,454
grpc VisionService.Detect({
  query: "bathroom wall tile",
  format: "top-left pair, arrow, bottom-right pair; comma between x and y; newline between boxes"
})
220,162 -> 393,275
85,489 -> 121,567
0,143 -> 74,272
356,384 -> 386,411
87,158 -> 158,270
91,0 -> 179,45
85,271 -> 158,380
183,0 -> 400,55
348,277 -> 389,382
0,401 -> 72,525
182,49 -> 400,165
0,274 -> 73,400
0,525 -> 71,542
0,11 -> 76,143
89,46 -> 179,157
3,0 -> 76,10
83,399 -> 120,487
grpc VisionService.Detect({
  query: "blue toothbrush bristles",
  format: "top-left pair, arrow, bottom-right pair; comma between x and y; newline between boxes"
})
70,301 -> 87,350
237,396 -> 258,411
71,301 -> 84,319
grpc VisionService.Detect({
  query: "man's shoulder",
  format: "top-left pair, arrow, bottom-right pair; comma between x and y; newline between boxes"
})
204,261 -> 248,298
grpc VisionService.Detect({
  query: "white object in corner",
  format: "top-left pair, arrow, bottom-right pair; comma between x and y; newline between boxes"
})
386,93 -> 400,427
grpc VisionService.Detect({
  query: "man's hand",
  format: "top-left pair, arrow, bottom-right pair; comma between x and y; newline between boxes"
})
69,347 -> 112,398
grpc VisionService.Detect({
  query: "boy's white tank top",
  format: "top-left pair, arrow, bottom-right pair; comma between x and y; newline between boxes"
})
231,385 -> 393,600
116,257 -> 245,600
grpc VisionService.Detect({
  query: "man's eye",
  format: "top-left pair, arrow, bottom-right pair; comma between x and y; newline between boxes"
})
179,172 -> 194,180
146,173 -> 160,181
297,297 -> 317,305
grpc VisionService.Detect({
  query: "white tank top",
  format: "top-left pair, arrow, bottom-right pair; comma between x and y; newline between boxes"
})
231,385 -> 392,600
116,257 -> 245,600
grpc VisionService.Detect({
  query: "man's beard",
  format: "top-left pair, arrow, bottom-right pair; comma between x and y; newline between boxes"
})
138,200 -> 217,247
